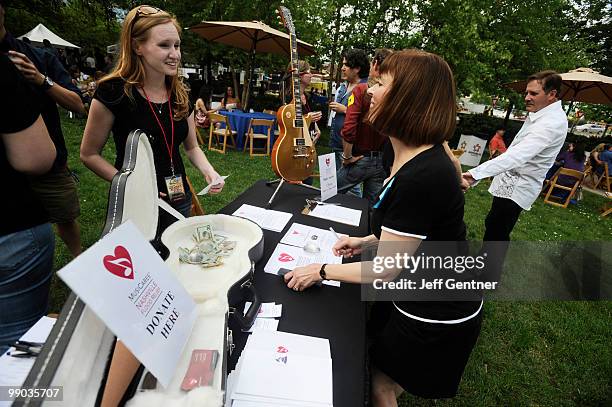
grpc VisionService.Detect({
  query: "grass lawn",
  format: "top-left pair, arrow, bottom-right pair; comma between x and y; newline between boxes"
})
51,114 -> 611,406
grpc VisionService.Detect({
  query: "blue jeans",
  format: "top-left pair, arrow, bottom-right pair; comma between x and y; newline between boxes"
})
337,156 -> 385,206
0,223 -> 55,354
334,150 -> 362,197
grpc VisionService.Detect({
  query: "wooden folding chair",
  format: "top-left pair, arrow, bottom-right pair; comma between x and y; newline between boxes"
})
185,176 -> 204,216
543,168 -> 585,208
601,192 -> 612,217
207,112 -> 237,154
245,118 -> 274,157
584,162 -> 611,193
263,109 -> 280,138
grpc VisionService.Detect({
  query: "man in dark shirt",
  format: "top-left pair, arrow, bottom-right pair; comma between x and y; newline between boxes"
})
1,1 -> 85,256
0,54 -> 57,353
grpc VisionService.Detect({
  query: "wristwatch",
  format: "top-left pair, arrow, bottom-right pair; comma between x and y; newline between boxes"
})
319,263 -> 328,281
40,75 -> 54,91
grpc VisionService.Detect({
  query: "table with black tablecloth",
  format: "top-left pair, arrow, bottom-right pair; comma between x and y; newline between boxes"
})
219,180 -> 370,407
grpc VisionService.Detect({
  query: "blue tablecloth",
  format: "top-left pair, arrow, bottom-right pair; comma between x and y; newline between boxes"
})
219,110 -> 276,150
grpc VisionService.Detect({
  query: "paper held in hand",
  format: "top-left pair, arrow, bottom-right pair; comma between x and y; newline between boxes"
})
197,175 -> 229,195
57,221 -> 197,388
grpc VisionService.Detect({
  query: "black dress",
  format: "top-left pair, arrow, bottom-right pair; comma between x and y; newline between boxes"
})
369,144 -> 482,399
94,78 -> 193,210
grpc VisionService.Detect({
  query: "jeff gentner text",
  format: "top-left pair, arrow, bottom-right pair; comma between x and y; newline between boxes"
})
372,278 -> 498,290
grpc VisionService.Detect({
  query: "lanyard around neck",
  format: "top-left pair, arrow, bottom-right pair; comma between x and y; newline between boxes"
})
142,87 -> 175,174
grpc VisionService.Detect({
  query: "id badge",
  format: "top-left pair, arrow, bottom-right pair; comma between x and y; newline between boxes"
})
165,174 -> 186,202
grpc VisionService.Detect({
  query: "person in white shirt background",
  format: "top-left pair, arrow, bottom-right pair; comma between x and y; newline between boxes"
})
462,70 -> 568,241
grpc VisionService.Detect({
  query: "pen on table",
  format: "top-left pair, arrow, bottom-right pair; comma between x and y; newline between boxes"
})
329,227 -> 341,240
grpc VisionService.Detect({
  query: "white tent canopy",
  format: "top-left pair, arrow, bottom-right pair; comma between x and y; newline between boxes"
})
19,23 -> 80,49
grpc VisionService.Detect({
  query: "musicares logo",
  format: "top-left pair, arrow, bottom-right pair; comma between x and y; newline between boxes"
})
325,157 -> 331,167
103,245 -> 134,280
275,345 -> 289,364
278,253 -> 294,262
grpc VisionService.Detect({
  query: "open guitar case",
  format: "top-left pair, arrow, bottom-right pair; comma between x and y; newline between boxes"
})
17,130 -> 263,406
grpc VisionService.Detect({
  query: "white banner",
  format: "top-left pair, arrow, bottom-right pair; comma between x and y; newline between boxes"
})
458,134 -> 488,167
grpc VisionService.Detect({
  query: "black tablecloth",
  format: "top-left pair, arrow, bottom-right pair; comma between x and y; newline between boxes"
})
219,179 -> 370,407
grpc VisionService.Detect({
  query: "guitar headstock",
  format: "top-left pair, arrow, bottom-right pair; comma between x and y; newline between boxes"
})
277,6 -> 295,35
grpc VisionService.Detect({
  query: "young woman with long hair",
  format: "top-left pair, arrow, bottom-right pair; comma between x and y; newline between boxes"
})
80,5 -> 224,217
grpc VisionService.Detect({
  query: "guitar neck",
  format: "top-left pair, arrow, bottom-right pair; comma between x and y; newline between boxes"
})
289,31 -> 304,128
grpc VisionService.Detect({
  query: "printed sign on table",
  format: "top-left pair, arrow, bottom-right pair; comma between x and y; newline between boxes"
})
318,153 -> 337,201
58,221 -> 197,388
458,134 -> 488,167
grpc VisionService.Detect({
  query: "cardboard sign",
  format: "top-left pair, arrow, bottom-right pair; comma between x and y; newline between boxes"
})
318,153 -> 337,201
58,221 -> 197,388
458,134 -> 488,167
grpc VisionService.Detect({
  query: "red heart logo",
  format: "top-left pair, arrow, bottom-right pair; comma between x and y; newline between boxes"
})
278,253 -> 294,262
277,346 -> 288,353
325,158 -> 331,166
103,246 -> 134,280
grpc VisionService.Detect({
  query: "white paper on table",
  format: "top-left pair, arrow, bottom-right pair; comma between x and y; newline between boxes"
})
197,175 -> 229,195
244,330 -> 331,359
318,153 -> 337,201
280,223 -> 346,252
57,221 -> 197,388
232,349 -> 333,405
264,243 -> 342,275
308,204 -> 361,227
233,204 -> 293,232
0,316 -> 56,397
243,318 -> 279,333
244,302 -> 282,318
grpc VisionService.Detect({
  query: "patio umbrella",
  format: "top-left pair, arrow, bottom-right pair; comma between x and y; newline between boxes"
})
188,20 -> 316,110
504,68 -> 612,108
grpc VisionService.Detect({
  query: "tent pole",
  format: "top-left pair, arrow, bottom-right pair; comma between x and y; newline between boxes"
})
243,38 -> 257,111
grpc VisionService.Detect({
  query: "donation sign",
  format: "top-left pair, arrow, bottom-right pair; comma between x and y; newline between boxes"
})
58,221 -> 197,387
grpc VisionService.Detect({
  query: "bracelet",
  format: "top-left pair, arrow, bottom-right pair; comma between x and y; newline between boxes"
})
341,154 -> 353,160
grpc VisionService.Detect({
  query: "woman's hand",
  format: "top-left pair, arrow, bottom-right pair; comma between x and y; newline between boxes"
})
205,171 -> 225,194
332,236 -> 363,258
284,264 -> 322,292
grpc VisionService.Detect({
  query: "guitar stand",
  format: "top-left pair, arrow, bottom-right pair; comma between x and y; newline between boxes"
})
266,178 -> 321,209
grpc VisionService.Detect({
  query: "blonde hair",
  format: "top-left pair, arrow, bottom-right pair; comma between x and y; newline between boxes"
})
99,5 -> 189,120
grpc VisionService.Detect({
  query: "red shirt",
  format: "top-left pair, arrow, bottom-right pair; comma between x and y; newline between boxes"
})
489,133 -> 507,153
341,83 -> 386,154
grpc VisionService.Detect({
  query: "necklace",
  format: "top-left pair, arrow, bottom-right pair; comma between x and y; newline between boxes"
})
153,101 -> 164,114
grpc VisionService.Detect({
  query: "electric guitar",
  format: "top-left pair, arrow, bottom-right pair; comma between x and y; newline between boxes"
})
271,6 -> 317,182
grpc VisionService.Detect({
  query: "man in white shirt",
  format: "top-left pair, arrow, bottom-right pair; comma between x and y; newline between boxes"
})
462,71 -> 568,241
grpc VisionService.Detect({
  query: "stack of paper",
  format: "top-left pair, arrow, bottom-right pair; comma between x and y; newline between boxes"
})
226,330 -> 333,407
308,204 -> 361,227
263,223 -> 343,287
232,204 -> 293,232
242,302 -> 282,333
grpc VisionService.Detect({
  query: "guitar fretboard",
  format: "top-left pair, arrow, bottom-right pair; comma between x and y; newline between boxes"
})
290,33 -> 303,128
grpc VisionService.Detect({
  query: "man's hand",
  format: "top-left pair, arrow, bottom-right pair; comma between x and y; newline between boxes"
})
329,101 -> 346,114
342,155 -> 363,166
8,51 -> 45,86
461,172 -> 476,191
